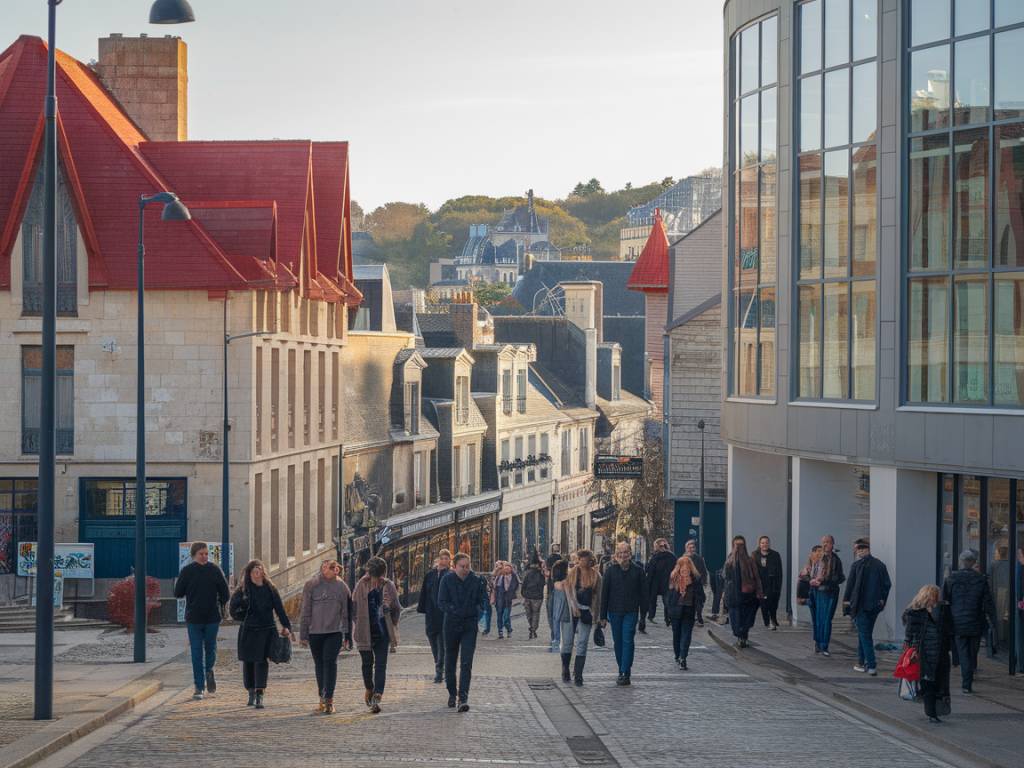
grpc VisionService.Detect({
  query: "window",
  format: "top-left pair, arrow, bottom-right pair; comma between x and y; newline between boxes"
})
906,1 -> 1024,405
22,346 -> 73,455
467,443 -> 477,495
414,452 -> 423,506
404,381 -> 420,434
300,297 -> 309,336
561,431 -> 572,478
612,364 -> 621,401
21,163 -> 77,317
255,347 -> 263,456
797,0 -> 878,401
303,350 -> 312,445
256,290 -> 265,331
331,351 -> 339,440
317,458 -> 326,546
302,460 -> 311,553
453,445 -> 462,498
578,428 -> 590,473
310,300 -> 319,337
280,291 -> 291,333
540,433 -> 550,479
266,292 -> 277,333
80,478 -> 186,518
500,439 -> 510,489
271,348 -> 280,452
527,434 -> 537,482
270,469 -> 280,565
730,13 -> 778,397
318,351 -> 326,442
456,376 -> 470,425
327,303 -> 335,340
501,369 -> 513,415
287,465 -> 296,559
0,480 -> 37,576
287,349 -> 296,448
514,436 -> 524,485
253,473 -> 263,561
516,368 -> 527,413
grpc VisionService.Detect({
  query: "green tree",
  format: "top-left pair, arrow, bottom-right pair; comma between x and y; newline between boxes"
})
472,281 -> 512,307
350,199 -> 365,230
364,202 -> 430,242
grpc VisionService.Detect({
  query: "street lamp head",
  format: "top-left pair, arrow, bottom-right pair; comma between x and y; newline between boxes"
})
697,419 -> 705,431
149,0 -> 196,24
160,198 -> 192,222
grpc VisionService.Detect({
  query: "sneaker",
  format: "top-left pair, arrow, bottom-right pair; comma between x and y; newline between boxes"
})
770,625 -> 778,631
962,687 -> 972,695
622,675 -> 631,686
448,695 -> 457,708
814,645 -> 821,654
821,650 -> 831,657
616,673 -> 627,686
205,668 -> 217,694
457,700 -> 470,713
498,633 -> 504,639
853,664 -> 867,673
192,689 -> 204,701
867,668 -> 877,676
370,693 -> 382,714
696,620 -> 705,627
680,659 -> 688,670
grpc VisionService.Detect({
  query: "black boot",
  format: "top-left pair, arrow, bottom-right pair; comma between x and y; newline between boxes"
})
246,689 -> 256,706
573,655 -> 586,687
254,690 -> 265,709
560,653 -> 572,683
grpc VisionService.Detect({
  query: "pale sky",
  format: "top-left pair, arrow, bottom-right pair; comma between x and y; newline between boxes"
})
4,0 -> 724,211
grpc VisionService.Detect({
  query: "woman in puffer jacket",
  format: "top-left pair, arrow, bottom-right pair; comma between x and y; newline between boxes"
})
902,584 -> 953,724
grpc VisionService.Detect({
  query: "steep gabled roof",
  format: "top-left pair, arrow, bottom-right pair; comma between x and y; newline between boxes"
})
627,208 -> 670,292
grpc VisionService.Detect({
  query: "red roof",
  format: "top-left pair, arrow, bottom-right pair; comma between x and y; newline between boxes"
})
626,208 -> 670,292
0,36 -> 359,304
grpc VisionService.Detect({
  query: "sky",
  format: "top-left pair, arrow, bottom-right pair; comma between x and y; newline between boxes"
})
4,0 -> 724,212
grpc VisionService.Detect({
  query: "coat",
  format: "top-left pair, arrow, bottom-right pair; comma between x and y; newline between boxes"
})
903,604 -> 952,682
600,562 -> 647,620
564,572 -> 602,623
667,577 -> 703,620
754,549 -> 783,598
816,552 -> 845,594
351,576 -> 401,652
174,561 -> 230,624
843,554 -> 891,619
416,567 -> 449,636
230,582 -> 291,663
299,573 -> 352,642
942,569 -> 997,637
493,572 -> 519,610
521,566 -> 546,600
438,569 -> 488,633
646,550 -> 676,595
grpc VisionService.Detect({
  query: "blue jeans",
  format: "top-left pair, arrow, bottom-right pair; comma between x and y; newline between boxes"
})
854,609 -> 880,669
498,606 -> 512,634
814,592 -> 837,651
607,612 -> 638,675
186,622 -> 219,691
549,590 -> 565,647
479,603 -> 492,634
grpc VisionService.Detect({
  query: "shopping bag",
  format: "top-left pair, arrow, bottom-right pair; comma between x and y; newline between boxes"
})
893,644 -> 921,681
898,678 -> 919,702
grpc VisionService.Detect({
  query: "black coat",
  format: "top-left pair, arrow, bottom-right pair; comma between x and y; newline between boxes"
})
942,569 -> 997,637
903,604 -> 952,682
817,552 -> 845,594
521,566 -> 546,600
230,582 -> 291,663
417,567 -> 448,636
753,549 -> 783,598
600,562 -> 648,620
174,561 -> 230,624
438,570 -> 488,633
646,550 -> 676,595
843,554 -> 892,618
666,577 -> 702,620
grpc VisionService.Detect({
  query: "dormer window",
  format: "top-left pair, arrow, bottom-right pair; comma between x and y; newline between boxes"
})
516,368 -> 527,414
22,163 -> 78,317
404,381 -> 420,435
501,368 -> 513,415
456,375 -> 470,425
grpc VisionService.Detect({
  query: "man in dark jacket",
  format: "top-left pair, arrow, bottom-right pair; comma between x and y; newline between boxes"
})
174,542 -> 230,699
438,553 -> 488,712
645,539 -> 676,625
520,558 -> 546,639
417,549 -> 451,683
684,539 -> 709,626
600,541 -> 648,686
754,536 -> 784,630
942,549 -> 997,693
544,544 -> 562,572
842,538 -> 891,675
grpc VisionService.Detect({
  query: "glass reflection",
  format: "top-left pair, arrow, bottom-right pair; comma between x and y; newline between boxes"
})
802,0 -> 823,74
741,24 -> 759,94
994,273 -> 1024,405
996,0 -> 1024,28
824,282 -> 850,398
954,37 -> 990,126
953,129 -> 989,269
825,69 -> 850,147
737,289 -> 757,396
761,88 -> 777,163
761,15 -> 778,85
760,164 -> 777,285
801,75 -> 823,152
996,124 -> 1024,268
740,167 -> 759,277
758,286 -> 776,397
960,476 -> 982,557
912,0 -> 950,47
908,277 -> 950,403
954,277 -> 989,403
800,153 -> 823,279
825,0 -> 850,68
852,62 -> 877,143
987,479 -> 1012,651
995,29 -> 1024,121
956,0 -> 989,35
910,45 -> 950,132
909,135 -> 951,271
741,93 -> 759,167
799,285 -> 822,398
852,148 -> 877,275
824,150 -> 850,278
853,0 -> 877,60
852,280 -> 876,400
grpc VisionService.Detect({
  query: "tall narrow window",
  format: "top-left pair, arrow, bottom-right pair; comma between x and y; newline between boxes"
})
501,369 -> 513,415
318,350 -> 326,442
797,0 -> 878,401
456,376 -> 470,425
404,381 -> 420,434
22,346 -> 74,455
578,428 -> 589,473
453,445 -> 462,499
256,347 -> 263,456
271,348 -> 280,452
500,439 -> 511,489
253,473 -> 263,560
467,442 -> 477,495
516,368 -> 527,413
270,469 -> 280,566
514,436 -> 524,485
287,349 -> 296,448
527,434 -> 537,482
561,431 -> 572,478
730,13 -> 779,396
540,433 -> 550,479
331,351 -> 339,440
302,460 -> 311,553
303,350 -> 312,445
287,465 -> 296,559
21,163 -> 77,317
414,452 -> 423,506
317,458 -> 326,546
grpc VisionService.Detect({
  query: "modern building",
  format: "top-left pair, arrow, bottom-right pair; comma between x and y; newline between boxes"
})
721,0 -> 1024,667
620,171 -> 723,260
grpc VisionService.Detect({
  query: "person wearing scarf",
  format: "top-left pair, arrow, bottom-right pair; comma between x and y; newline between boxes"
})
666,555 -> 703,668
725,536 -> 763,648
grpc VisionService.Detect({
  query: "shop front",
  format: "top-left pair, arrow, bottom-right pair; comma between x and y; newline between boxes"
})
938,474 -> 1023,675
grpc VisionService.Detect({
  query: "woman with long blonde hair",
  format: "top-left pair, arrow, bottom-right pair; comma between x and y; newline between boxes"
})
557,549 -> 602,686
903,584 -> 952,724
667,556 -> 703,669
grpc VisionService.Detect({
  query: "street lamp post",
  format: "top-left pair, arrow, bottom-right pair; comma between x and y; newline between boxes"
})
697,419 -> 705,558
134,193 -> 191,664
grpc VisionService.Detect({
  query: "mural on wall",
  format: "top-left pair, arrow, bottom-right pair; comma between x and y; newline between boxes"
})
346,472 -> 382,530
0,514 -> 13,574
343,450 -> 389,531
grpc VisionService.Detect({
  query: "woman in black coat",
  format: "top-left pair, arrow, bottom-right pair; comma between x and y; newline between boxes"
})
229,559 -> 292,709
902,584 -> 952,724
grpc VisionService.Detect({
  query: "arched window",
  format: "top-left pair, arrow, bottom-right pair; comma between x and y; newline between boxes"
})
21,161 -> 78,317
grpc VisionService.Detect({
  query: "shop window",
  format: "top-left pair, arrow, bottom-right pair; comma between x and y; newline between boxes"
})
0,479 -> 38,575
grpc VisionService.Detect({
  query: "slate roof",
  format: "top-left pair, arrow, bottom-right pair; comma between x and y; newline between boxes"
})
512,261 -> 644,317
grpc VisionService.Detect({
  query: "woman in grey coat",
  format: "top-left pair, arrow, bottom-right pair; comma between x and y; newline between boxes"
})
299,559 -> 352,714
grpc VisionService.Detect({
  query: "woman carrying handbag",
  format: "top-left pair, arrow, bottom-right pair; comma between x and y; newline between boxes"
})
558,549 -> 602,686
229,559 -> 292,710
352,557 -> 402,714
901,584 -> 952,724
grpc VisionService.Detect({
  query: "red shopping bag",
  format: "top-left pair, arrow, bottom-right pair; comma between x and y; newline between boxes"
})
893,645 -> 921,682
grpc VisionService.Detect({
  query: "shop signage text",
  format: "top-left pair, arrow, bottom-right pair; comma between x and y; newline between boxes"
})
593,455 -> 644,480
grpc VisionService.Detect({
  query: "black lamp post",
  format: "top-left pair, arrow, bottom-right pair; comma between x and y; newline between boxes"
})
697,419 -> 705,557
134,193 -> 191,665
33,0 -> 195,720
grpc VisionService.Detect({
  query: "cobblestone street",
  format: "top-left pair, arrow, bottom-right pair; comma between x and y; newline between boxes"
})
40,612 -> 960,768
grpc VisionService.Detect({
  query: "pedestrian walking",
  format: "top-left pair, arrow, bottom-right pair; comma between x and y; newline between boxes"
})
724,536 -> 763,648
558,549 -> 602,686
352,557 -> 401,714
797,544 -> 823,646
521,557 -> 546,639
684,539 -> 708,626
548,559 -> 568,652
600,541 -> 648,686
645,538 -> 675,625
479,565 -> 495,635
299,559 -> 352,714
754,536 -> 783,630
709,566 -> 726,622
417,549 -> 451,683
174,542 -> 230,701
842,538 -> 891,676
667,555 -> 702,669
809,535 -> 845,656
439,553 -> 488,712
228,559 -> 292,709
493,562 -> 519,639
903,584 -> 953,724
942,549 -> 997,694
545,544 -> 562,571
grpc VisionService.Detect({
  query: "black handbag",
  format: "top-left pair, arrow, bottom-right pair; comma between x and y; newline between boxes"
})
269,633 -> 292,664
592,626 -> 605,647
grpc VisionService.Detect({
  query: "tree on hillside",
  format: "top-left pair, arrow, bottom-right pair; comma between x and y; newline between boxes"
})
368,220 -> 450,290
572,178 -> 605,197
364,202 -> 430,242
472,281 -> 512,307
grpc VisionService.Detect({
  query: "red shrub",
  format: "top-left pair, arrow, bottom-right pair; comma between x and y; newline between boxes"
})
107,575 -> 162,629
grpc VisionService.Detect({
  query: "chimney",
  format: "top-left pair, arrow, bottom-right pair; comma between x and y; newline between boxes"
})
95,34 -> 188,141
560,281 -> 603,342
450,301 -> 479,350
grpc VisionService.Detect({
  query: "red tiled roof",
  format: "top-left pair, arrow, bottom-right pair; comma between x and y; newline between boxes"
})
0,35 -> 356,302
626,208 -> 670,292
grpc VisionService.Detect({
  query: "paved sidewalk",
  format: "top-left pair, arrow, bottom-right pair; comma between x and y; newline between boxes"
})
707,616 -> 1024,768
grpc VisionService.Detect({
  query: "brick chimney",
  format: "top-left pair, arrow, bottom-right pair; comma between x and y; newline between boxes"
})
450,297 -> 494,349
95,34 -> 188,141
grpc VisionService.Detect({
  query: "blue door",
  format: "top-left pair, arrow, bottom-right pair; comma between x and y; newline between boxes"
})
80,478 -> 187,579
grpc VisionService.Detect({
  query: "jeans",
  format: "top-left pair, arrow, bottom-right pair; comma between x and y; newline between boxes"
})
607,612 -> 638,675
955,634 -> 981,690
444,619 -> 478,701
671,606 -> 696,660
523,598 -> 543,633
854,609 -> 880,669
729,593 -> 759,640
760,592 -> 781,627
479,603 -> 492,634
560,617 -> 592,657
497,605 -> 512,634
359,634 -> 390,695
309,632 -> 344,699
186,622 -> 219,691
427,631 -> 444,677
242,661 -> 268,690
814,591 -> 837,651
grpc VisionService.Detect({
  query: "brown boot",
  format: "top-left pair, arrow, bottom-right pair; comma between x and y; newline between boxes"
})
317,696 -> 326,713
324,698 -> 335,715
364,688 -> 373,708
370,693 -> 382,714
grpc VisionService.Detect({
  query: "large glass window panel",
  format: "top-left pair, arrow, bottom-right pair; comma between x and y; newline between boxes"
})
959,476 -> 982,557
800,153 -> 824,279
996,124 -> 1024,268
824,150 -> 850,278
733,179 -> 743,287
910,45 -> 951,132
741,24 -> 760,94
758,287 -> 776,396
994,273 -> 1024,405
995,28 -> 1024,121
825,69 -> 850,148
986,479 -> 1012,650
760,164 -> 777,285
939,475 -> 955,582
761,88 -> 777,163
908,277 -> 950,403
954,37 -> 991,126
912,0 -> 950,47
799,285 -> 823,397
825,0 -> 851,68
956,0 -> 989,36
741,93 -> 760,167
802,0 -> 823,74
852,62 -> 877,143
824,283 -> 850,398
740,167 -> 759,278
852,0 -> 877,61
996,0 -> 1024,28
801,75 -> 823,152
761,15 -> 778,86
738,289 -> 757,396
954,276 -> 989,403
909,135 -> 951,271
953,129 -> 990,269
852,281 -> 876,399
852,148 -> 878,276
